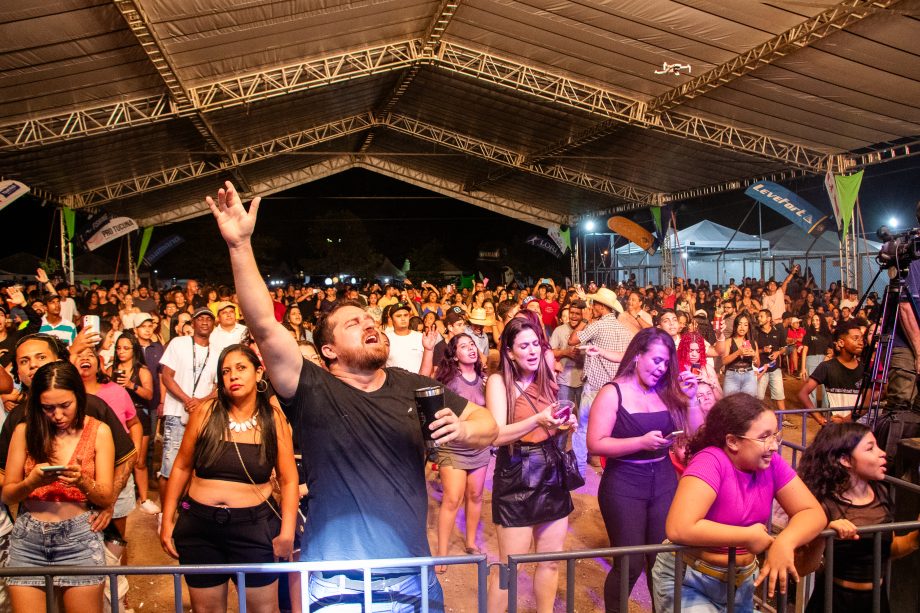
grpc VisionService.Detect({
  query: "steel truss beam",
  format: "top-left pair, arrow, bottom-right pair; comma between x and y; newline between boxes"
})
355,156 -> 564,227
382,114 -> 658,205
359,0 -> 462,152
648,0 -> 902,114
136,156 -> 357,227
0,40 -> 420,151
67,114 -> 374,208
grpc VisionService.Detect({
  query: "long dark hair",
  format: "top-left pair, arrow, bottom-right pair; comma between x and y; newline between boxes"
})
498,317 -> 557,419
436,333 -> 484,386
193,344 -> 278,471
26,362 -> 87,463
615,328 -> 688,429
688,393 -> 768,456
114,331 -> 146,377
731,313 -> 753,340
798,423 -> 871,503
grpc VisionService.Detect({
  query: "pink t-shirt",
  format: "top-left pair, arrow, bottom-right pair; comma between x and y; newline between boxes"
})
93,383 -> 137,433
683,446 -> 795,535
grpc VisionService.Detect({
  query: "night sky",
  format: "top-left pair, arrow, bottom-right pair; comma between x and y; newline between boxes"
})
2,156 -> 919,280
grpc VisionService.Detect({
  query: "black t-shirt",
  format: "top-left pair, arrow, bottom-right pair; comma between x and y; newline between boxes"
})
280,361 -> 467,563
432,339 -> 447,369
819,482 -> 892,582
809,358 -> 863,410
802,330 -> 832,358
0,394 -> 137,474
754,324 -> 785,372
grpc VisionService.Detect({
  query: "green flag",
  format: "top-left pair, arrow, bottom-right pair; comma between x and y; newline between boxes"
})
137,226 -> 154,266
459,274 -> 476,290
834,171 -> 863,236
560,226 -> 571,252
61,207 -> 76,241
650,206 -> 663,235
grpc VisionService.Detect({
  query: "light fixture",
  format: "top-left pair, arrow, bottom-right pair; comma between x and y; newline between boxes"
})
889,216 -> 899,228
584,220 -> 596,231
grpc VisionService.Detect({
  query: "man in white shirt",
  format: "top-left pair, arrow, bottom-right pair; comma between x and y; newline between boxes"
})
385,302 -> 424,372
761,266 -> 797,325
209,301 -> 248,354
157,307 -> 219,495
55,283 -> 80,324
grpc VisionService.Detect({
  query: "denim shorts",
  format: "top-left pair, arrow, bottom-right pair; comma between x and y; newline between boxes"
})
7,512 -> 105,587
158,415 -> 185,479
680,563 -> 759,613
112,474 -> 136,519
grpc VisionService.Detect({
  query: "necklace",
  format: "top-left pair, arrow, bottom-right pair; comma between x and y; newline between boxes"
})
228,414 -> 257,432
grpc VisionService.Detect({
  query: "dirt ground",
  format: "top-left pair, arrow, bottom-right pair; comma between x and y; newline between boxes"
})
120,375 -> 820,612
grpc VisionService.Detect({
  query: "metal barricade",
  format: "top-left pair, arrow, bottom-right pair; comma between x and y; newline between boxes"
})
0,554 -> 487,613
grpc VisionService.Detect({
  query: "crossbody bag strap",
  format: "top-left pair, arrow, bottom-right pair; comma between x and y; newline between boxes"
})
513,380 -> 557,444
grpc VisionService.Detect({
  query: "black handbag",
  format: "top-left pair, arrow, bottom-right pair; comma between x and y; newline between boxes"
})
513,382 -> 585,491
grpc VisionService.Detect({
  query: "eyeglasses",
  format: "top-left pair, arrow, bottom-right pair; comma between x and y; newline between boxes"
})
737,431 -> 783,448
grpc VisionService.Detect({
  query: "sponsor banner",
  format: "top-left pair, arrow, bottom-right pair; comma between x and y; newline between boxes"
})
547,225 -> 571,253
0,180 -> 29,212
86,217 -> 138,251
142,234 -> 184,266
78,212 -> 113,249
745,181 -> 830,235
525,234 -> 563,258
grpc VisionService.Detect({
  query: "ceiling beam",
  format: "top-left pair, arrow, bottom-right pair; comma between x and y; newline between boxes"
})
382,113 -> 659,205
67,114 -> 375,208
0,39 -> 421,151
359,0 -> 463,152
355,156 -> 564,227
135,156 -> 357,227
648,0 -> 903,114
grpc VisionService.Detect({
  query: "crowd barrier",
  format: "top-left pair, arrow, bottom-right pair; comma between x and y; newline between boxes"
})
3,520 -> 919,613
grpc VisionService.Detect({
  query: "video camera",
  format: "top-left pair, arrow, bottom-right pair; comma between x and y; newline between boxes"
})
877,226 -> 920,269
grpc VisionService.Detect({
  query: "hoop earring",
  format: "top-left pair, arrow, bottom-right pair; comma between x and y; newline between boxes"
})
256,379 -> 268,393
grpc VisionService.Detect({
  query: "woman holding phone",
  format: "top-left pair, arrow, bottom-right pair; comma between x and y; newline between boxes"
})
587,327 -> 703,613
486,317 -> 575,613
2,361 -> 114,612
722,314 -> 759,396
677,331 -> 722,400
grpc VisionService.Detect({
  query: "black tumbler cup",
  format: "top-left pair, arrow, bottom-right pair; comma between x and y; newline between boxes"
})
414,385 -> 445,441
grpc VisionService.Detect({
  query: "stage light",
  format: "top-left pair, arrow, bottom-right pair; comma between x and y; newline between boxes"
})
584,220 -> 596,231
324,278 -> 333,286
682,252 -> 688,259
889,216 -> 899,228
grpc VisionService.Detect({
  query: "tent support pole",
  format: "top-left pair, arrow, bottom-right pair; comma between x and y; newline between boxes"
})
717,202 -> 758,287
758,202 -> 764,280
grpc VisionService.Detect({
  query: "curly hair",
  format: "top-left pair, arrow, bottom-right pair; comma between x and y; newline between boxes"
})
688,393 -> 769,457
677,331 -> 707,372
435,333 -> 484,386
798,422 -> 870,503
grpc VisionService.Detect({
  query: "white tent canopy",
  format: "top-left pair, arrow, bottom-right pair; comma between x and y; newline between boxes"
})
762,225 -> 880,256
616,220 -> 765,257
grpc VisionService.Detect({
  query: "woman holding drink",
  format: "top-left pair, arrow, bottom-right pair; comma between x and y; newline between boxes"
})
486,317 -> 575,613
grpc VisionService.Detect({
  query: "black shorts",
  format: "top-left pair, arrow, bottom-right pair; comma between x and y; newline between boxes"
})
173,496 -> 281,589
136,405 -> 152,436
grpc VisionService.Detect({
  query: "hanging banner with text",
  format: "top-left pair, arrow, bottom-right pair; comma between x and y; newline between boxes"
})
744,181 -> 830,235
525,234 -> 563,258
142,234 -> 184,266
85,216 -> 138,251
0,180 -> 29,213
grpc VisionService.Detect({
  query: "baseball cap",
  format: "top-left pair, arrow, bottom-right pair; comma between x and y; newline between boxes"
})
392,302 -> 413,315
192,306 -> 215,319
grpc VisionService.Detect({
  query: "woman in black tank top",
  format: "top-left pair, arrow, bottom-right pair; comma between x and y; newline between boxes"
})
159,344 -> 298,612
586,328 -> 704,613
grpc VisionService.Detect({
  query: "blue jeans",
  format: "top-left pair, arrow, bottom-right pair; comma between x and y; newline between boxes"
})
159,415 -> 185,479
308,570 -> 444,612
722,370 -> 757,397
573,386 -> 599,477
679,564 -> 758,613
804,354 -> 826,408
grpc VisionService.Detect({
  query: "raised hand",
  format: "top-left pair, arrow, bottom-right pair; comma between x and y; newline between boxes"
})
35,268 -> 49,285
206,181 -> 262,249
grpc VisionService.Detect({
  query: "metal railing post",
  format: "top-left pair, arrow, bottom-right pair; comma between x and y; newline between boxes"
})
109,573 -> 119,612
172,573 -> 183,613
565,559 -> 575,612
824,536 -> 834,613
726,548 -> 736,613
237,571 -> 246,613
44,575 -> 55,613
421,565 -> 429,613
477,558 -> 488,613
618,554 -> 629,613
507,561 -> 518,613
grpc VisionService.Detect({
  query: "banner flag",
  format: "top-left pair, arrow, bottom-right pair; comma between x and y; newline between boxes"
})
0,180 -> 29,213
142,235 -> 184,266
86,217 -> 138,251
137,226 -> 154,266
525,234 -> 563,258
834,170 -> 864,237
744,181 -> 830,235
547,226 -> 568,253
560,226 -> 571,252
61,207 -> 76,241
650,206 -> 663,236
459,274 -> 476,290
824,170 -> 842,231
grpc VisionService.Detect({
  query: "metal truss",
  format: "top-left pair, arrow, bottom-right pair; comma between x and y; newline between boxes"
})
359,1 -> 462,152
851,136 -> 920,167
648,0 -> 903,114
136,156 -> 357,227
68,114 -> 374,208
355,156 -> 565,227
0,40 -> 420,151
382,114 -> 658,204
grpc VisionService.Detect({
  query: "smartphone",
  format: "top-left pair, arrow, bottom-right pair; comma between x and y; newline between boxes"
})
83,314 -> 100,336
665,430 -> 685,441
40,465 -> 68,473
690,365 -> 702,376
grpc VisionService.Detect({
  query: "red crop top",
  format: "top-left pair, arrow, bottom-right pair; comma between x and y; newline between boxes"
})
24,416 -> 99,503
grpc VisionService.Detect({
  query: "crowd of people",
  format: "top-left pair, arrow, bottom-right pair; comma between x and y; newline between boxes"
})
0,181 -> 916,613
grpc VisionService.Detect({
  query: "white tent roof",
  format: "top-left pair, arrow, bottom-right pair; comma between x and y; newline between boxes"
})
617,219 -> 764,254
762,225 -> 880,256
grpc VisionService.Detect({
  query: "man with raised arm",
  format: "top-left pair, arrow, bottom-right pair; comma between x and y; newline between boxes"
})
204,182 -> 497,612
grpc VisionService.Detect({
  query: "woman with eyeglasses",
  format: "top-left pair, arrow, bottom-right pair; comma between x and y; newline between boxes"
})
159,344 -> 298,613
655,394 -> 824,612
2,361 -> 115,612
